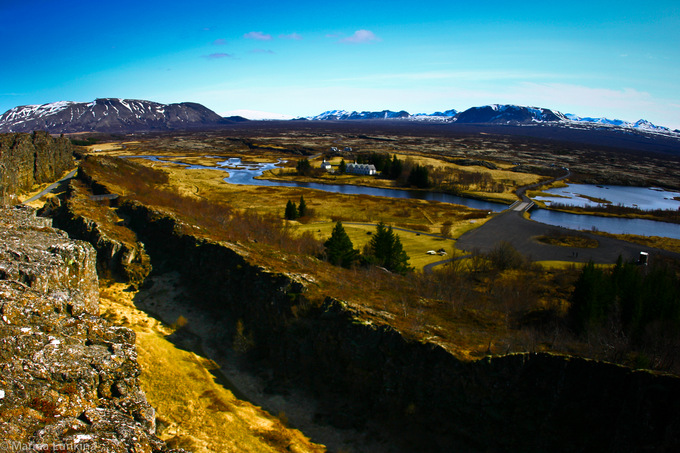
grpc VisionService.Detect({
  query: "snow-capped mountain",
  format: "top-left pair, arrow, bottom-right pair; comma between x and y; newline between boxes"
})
564,113 -> 672,133
306,104 -> 678,137
412,109 -> 458,121
309,109 -> 411,121
308,105 -> 564,124
308,105 -> 565,124
452,105 -> 566,124
0,98 -> 241,134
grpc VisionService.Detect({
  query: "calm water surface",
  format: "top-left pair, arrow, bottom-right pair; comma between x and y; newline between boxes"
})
534,184 -> 680,211
530,209 -> 680,240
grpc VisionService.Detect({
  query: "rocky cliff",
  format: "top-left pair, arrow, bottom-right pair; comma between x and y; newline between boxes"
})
0,206 -> 183,452
115,200 -> 680,452
0,131 -> 74,205
41,178 -> 152,287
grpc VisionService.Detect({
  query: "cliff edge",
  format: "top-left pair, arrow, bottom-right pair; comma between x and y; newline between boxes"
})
0,206 -> 183,452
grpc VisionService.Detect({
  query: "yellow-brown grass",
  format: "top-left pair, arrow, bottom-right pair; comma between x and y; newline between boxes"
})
99,281 -> 324,453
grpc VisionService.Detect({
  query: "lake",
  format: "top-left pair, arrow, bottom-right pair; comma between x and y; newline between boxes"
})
530,209 -> 680,240
533,184 -> 680,211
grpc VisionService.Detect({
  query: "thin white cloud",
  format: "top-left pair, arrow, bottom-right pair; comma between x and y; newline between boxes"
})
204,53 -> 233,60
213,39 -> 228,46
244,31 -> 272,41
326,70 -> 571,84
340,30 -> 380,44
250,49 -> 275,54
512,83 -> 655,111
279,33 -> 302,40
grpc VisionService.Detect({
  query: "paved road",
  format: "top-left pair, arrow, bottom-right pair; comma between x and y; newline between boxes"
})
22,168 -> 77,204
454,209 -> 666,264
455,167 -> 680,265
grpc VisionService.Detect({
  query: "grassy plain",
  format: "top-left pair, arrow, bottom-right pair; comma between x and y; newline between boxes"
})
105,151 -> 494,272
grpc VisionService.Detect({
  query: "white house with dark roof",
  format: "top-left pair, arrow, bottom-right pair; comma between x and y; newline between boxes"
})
346,163 -> 377,175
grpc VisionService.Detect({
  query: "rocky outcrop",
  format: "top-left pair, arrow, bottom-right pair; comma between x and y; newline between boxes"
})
117,200 -> 680,452
0,206 -> 181,452
43,180 -> 152,287
0,131 -> 74,205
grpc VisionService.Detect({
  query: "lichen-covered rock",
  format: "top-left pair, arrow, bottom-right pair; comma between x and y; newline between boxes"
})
0,206 -> 183,452
0,205 -> 98,313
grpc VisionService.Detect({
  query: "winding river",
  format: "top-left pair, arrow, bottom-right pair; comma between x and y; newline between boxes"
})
134,156 -> 680,240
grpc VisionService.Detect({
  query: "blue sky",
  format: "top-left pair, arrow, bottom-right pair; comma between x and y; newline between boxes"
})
1,0 -> 679,128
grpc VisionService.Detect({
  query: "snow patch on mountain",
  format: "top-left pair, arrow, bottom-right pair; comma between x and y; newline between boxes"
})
308,109 -> 412,121
305,105 -> 677,137
565,113 -> 672,133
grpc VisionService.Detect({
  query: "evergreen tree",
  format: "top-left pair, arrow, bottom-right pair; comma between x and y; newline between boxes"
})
569,261 -> 614,333
367,221 -> 411,274
389,155 -> 403,180
284,200 -> 298,220
324,221 -> 358,268
339,159 -> 347,174
298,195 -> 308,218
611,257 -> 644,334
296,158 -> 312,176
408,164 -> 430,188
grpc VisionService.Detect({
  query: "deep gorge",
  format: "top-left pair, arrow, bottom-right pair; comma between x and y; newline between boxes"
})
53,182 -> 680,452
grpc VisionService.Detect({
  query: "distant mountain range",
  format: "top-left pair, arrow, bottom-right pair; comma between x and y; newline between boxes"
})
308,105 -> 680,136
0,98 -> 246,134
1,99 -> 678,138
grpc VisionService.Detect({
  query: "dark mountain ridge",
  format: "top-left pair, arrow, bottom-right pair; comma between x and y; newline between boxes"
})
0,98 -> 245,134
451,104 -> 565,123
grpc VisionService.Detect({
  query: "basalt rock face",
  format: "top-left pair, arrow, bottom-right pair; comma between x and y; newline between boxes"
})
43,180 -> 152,287
0,206 -> 180,452
0,132 -> 74,204
118,200 -> 680,452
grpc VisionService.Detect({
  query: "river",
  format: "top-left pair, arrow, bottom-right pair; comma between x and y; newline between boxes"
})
132,156 -> 680,240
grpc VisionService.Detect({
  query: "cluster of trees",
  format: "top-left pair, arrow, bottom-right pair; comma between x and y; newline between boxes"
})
407,164 -> 430,188
324,221 -> 411,274
284,195 -> 308,220
570,258 -> 680,340
296,158 -> 312,176
356,152 -> 403,179
355,153 -> 431,187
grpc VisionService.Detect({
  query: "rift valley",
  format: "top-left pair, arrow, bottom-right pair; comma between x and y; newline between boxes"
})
2,122 -> 680,452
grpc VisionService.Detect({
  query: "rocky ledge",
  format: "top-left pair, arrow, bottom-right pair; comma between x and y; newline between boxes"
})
0,206 -> 182,452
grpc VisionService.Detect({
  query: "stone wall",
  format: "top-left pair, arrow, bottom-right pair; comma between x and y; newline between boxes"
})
118,199 -> 680,452
0,131 -> 74,204
0,206 -> 183,453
